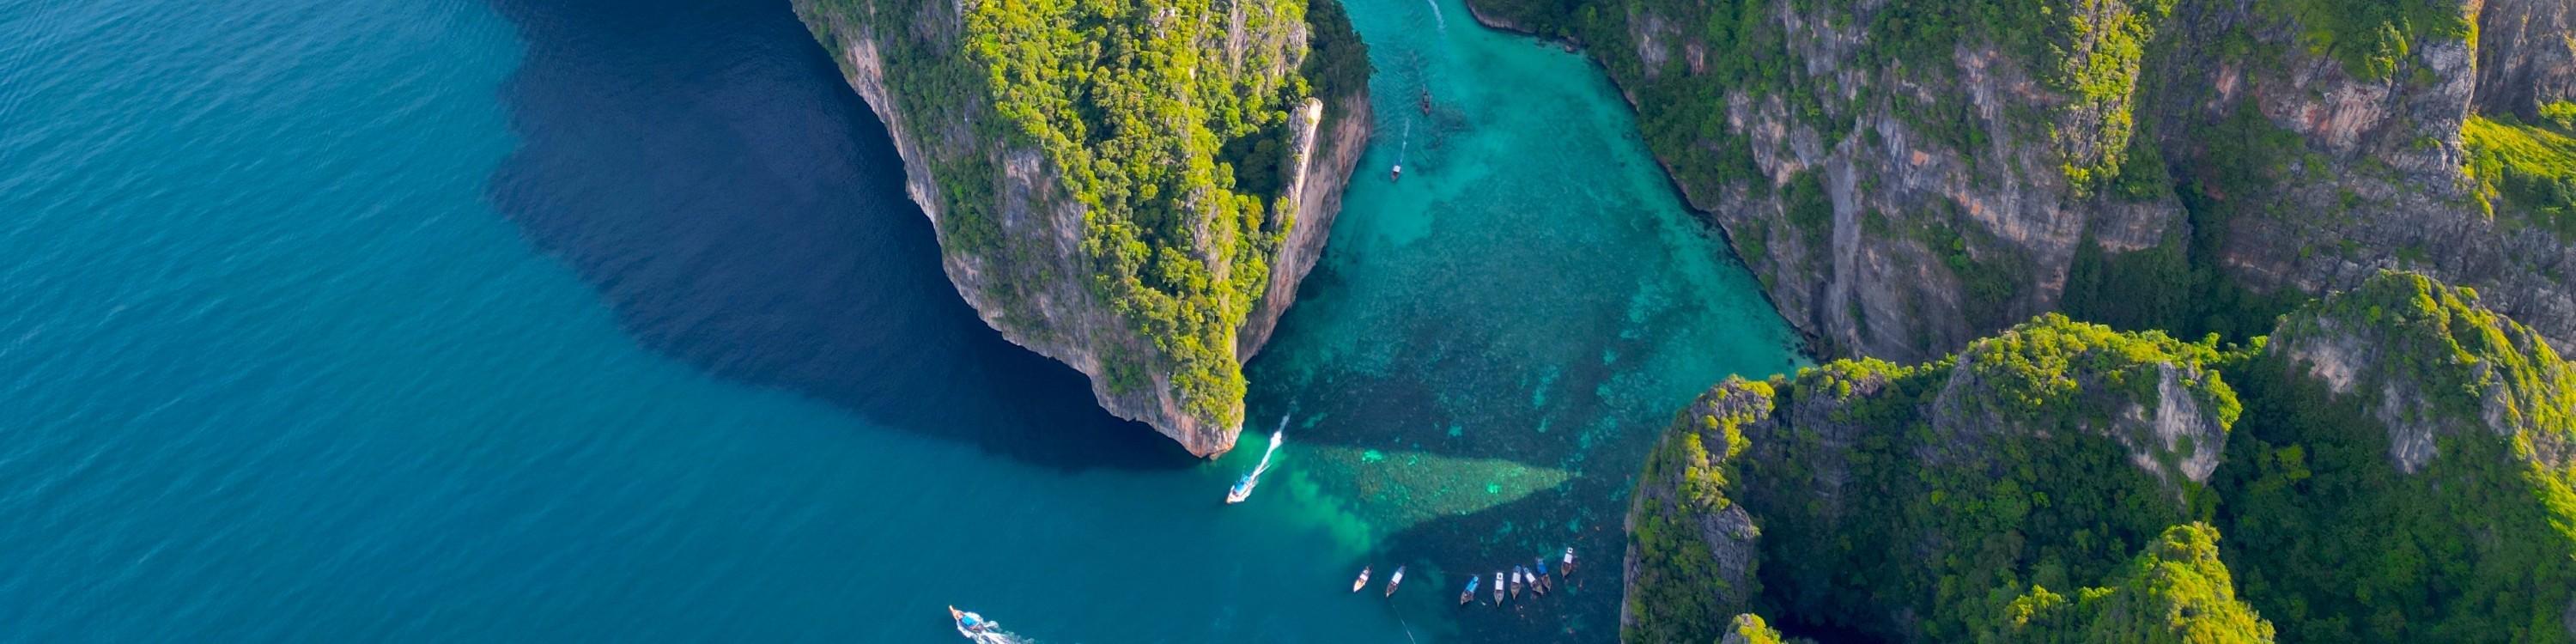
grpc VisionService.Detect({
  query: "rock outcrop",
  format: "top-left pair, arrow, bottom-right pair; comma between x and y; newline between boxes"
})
2217,271 -> 2576,642
1625,271 -> 2576,643
1467,0 -> 2576,361
1621,315 -> 2239,641
793,0 -> 1370,454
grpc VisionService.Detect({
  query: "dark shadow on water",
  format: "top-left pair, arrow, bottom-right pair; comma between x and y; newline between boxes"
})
481,0 -> 1191,471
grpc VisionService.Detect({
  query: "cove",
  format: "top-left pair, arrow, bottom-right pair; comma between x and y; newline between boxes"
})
0,0 -> 1803,641
1240,0 -> 1811,638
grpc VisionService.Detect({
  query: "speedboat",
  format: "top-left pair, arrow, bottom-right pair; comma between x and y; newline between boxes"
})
1225,421 -> 1285,504
1460,574 -> 1479,605
1390,164 -> 1401,182
1383,566 -> 1405,597
949,606 -> 995,640
1224,475 -> 1254,504
1351,566 -> 1370,592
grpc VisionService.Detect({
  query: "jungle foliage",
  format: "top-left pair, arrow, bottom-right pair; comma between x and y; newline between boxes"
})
1628,315 -> 2248,641
2214,273 -> 2576,643
1630,273 -> 2576,644
2465,114 -> 2576,238
805,0 -> 1369,428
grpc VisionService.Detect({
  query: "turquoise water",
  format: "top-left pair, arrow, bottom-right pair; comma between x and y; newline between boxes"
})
1242,0 -> 1808,637
0,0 -> 1800,641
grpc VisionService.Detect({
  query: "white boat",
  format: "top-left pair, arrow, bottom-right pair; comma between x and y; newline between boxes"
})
949,606 -> 996,641
1351,566 -> 1371,592
1510,567 -> 1524,599
1225,417 -> 1287,504
1492,571 -> 1503,604
1383,566 -> 1406,597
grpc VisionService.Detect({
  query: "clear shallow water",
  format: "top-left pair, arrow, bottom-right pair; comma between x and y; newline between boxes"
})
0,0 -> 1800,641
1242,0 -> 1809,637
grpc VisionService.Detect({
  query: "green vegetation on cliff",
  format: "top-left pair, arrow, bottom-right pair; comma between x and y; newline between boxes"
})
1627,315 -> 2245,641
1628,272 -> 2576,644
2214,273 -> 2576,643
2253,0 -> 2470,80
962,0 -> 1314,423
1986,523 -> 2275,643
2465,114 -> 2576,237
802,0 -> 1370,434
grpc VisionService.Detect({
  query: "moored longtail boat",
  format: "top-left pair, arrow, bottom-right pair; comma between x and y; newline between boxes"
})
1460,574 -> 1479,605
1492,571 -> 1504,604
1351,566 -> 1370,592
1383,566 -> 1406,597
1510,567 -> 1523,599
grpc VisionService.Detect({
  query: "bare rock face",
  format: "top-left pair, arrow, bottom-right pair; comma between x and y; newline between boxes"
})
1468,0 -> 2576,361
2477,0 -> 2576,118
2271,271 -> 2576,475
2161,0 -> 2576,354
791,0 -> 1370,455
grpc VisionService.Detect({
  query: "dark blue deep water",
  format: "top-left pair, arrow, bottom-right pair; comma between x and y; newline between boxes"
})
0,0 -> 1405,640
0,0 -> 1807,640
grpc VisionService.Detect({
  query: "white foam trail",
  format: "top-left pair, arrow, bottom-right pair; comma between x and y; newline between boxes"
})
1425,0 -> 1445,30
1245,416 -> 1287,482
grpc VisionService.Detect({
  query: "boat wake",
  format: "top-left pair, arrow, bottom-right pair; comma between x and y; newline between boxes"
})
1425,0 -> 1445,30
1225,415 -> 1289,503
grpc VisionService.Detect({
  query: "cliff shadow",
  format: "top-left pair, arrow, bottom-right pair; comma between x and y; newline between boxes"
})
481,0 -> 1191,471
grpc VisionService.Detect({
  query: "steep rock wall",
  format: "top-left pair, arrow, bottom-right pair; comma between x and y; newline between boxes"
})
1467,0 -> 2576,361
1621,316 -> 2238,641
793,0 -> 1370,455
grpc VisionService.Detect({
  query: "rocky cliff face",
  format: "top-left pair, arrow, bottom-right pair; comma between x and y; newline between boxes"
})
1467,0 -> 2576,362
1625,271 -> 2576,643
792,0 -> 1370,455
1621,316 -> 2236,641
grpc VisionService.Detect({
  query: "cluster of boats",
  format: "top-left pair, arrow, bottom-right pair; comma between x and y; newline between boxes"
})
1349,564 -> 1406,596
1462,548 -> 1577,606
1342,548 -> 1580,608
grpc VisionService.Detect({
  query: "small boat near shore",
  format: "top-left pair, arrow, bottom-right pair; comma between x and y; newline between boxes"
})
1460,574 -> 1479,605
1225,416 -> 1287,504
1352,566 -> 1371,592
1534,558 -> 1551,594
1510,567 -> 1524,599
1384,566 -> 1406,597
1492,571 -> 1503,604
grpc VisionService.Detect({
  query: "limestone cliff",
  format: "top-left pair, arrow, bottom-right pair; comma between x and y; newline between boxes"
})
1467,0 -> 2576,362
2215,271 -> 2576,642
1625,271 -> 2576,643
792,0 -> 1371,455
1622,316 -> 2238,641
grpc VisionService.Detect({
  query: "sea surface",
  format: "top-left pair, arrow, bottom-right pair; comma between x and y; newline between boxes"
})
0,0 -> 1800,641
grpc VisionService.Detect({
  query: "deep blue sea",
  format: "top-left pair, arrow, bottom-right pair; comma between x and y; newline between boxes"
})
0,0 -> 1801,641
